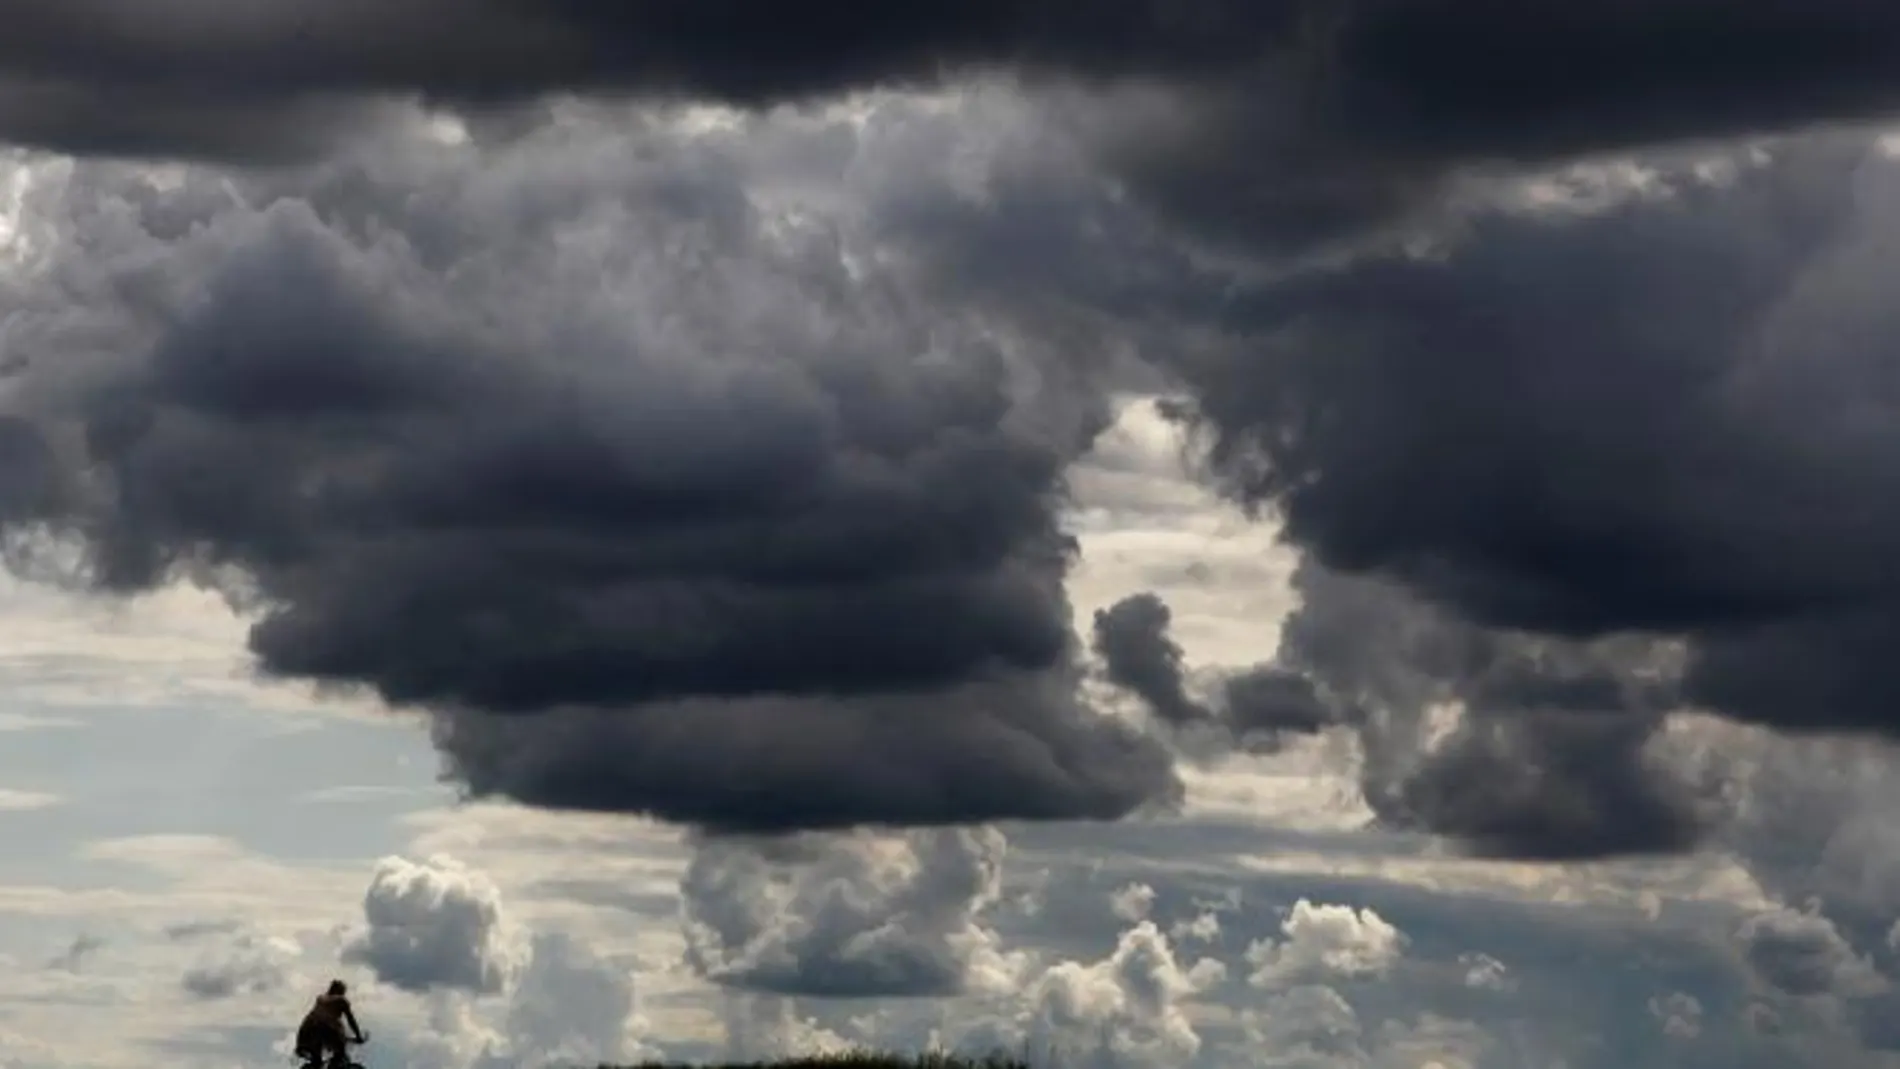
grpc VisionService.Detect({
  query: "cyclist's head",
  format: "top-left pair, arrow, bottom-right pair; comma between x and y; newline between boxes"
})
327,979 -> 347,996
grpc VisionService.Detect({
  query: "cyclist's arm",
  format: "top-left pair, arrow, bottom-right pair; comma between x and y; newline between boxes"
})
344,1005 -> 365,1042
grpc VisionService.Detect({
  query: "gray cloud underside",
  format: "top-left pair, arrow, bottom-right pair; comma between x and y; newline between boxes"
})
16,1 -> 1900,261
11,1 -> 1900,158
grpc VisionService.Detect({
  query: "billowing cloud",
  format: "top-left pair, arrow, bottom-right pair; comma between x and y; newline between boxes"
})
18,0 -> 1900,927
1092,594 -> 1211,730
0,102 -> 1175,832
957,920 -> 1225,1069
1127,130 -> 1900,859
394,927 -> 653,1069
342,855 -> 524,994
681,827 -> 1023,998
1738,906 -> 1885,999
1244,899 -> 1403,989
470,933 -> 643,1069
1092,591 -> 1339,759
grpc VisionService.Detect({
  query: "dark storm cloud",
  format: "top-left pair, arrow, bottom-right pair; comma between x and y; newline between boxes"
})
1168,133 -> 1871,638
1386,710 -> 1711,860
1160,132 -> 1900,751
0,1 -> 1895,155
1091,593 -> 1210,728
1085,568 -> 1715,859
1246,561 -> 1718,859
1091,591 -> 1341,758
1088,114 -> 1900,863
16,2 -> 1900,254
1219,668 -> 1338,738
15,0 -> 1900,868
0,112 -> 1174,830
432,676 -> 1170,833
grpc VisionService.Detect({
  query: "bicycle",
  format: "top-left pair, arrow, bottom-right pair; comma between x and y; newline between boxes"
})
294,1031 -> 369,1069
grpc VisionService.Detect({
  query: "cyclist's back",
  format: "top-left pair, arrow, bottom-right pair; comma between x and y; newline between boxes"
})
295,980 -> 364,1067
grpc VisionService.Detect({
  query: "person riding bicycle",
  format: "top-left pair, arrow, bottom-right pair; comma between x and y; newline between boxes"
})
294,979 -> 366,1067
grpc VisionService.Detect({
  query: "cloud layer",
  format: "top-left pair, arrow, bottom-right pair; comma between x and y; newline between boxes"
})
15,1 -> 1900,874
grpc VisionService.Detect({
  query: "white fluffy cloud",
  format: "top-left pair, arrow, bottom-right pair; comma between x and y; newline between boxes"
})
1110,883 -> 1157,924
955,921 -> 1226,1069
1245,900 -> 1405,990
682,827 -> 1024,998
342,855 -> 526,995
468,933 -> 647,1069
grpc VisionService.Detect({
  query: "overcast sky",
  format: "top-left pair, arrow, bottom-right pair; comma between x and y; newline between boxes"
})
9,4 -> 1900,1068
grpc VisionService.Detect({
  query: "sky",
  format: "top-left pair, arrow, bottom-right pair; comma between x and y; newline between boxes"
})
10,3 -> 1900,1067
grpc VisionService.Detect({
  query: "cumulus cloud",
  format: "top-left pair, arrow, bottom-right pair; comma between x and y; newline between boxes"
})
1092,594 -> 1214,730
393,930 -> 651,1069
1738,906 -> 1886,999
26,10 -> 1900,1069
1170,912 -> 1221,947
13,0 -> 1900,874
470,933 -> 644,1069
958,921 -> 1225,1069
1717,730 -> 1900,952
1457,953 -> 1511,994
1141,131 -> 1900,860
1109,884 -> 1156,924
681,826 -> 1023,998
1245,899 -> 1404,989
342,855 -> 524,995
0,102 -> 1175,833
1649,991 -> 1704,1040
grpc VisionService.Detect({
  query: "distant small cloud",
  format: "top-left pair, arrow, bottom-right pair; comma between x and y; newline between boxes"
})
1649,992 -> 1704,1039
1111,882 -> 1157,923
46,933 -> 103,972
1460,953 -> 1513,993
181,932 -> 297,1000
0,714 -> 82,733
164,919 -> 244,942
0,789 -> 60,811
